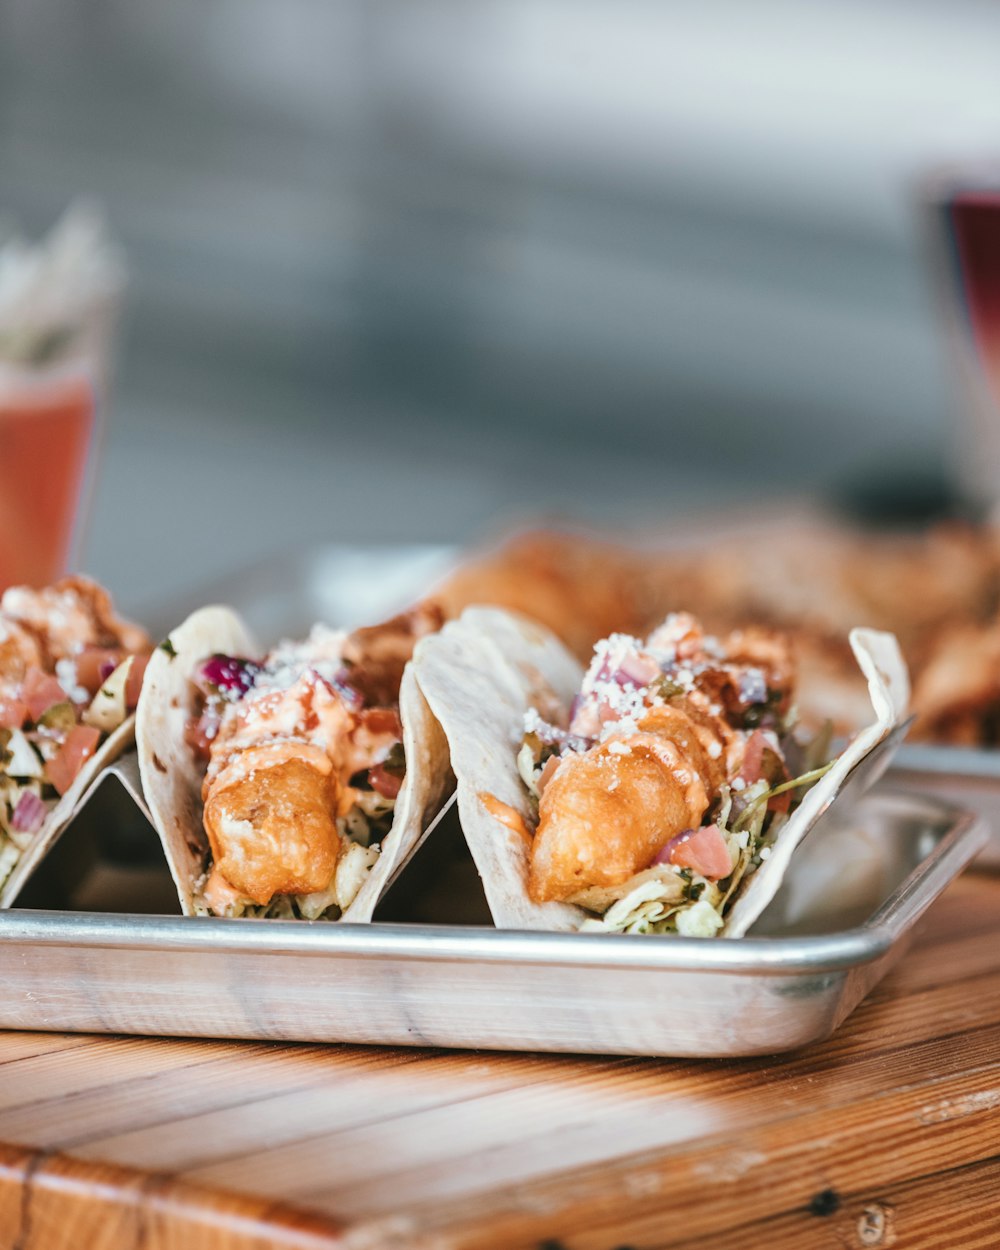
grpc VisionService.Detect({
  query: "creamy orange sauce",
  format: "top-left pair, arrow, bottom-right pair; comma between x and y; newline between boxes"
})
478,791 -> 533,843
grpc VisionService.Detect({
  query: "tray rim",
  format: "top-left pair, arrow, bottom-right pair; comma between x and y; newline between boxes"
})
891,741 -> 1000,781
0,790 -> 984,978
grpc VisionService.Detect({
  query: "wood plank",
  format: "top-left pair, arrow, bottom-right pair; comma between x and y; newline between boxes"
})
0,1143 -> 345,1250
375,1064 -> 1000,1249
163,979 -> 1000,1208
0,1032 -> 97,1068
0,872 -> 996,1248
661,1153 -> 1000,1250
0,1044 -> 422,1153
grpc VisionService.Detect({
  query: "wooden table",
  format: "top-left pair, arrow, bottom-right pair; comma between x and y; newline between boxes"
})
1,872 -> 999,1250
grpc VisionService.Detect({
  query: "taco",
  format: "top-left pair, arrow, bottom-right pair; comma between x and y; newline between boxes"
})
136,603 -> 452,920
0,576 -> 151,905
412,607 -> 909,936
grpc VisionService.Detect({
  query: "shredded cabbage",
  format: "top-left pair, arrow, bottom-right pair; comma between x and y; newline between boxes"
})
576,755 -> 835,937
0,838 -> 18,890
195,791 -> 392,920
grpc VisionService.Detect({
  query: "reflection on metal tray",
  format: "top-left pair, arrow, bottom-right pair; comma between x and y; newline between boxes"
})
889,743 -> 1000,869
0,786 -> 985,1058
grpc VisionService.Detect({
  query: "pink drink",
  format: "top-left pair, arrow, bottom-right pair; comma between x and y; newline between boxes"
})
0,373 -> 96,590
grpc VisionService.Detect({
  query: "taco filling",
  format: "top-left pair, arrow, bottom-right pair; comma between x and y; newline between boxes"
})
514,612 -> 833,936
0,577 -> 150,891
183,607 -> 440,919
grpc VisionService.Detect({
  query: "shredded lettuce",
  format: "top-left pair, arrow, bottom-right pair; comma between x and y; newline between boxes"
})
0,839 -> 19,890
576,754 -> 835,937
82,656 -> 133,733
195,790 -> 393,920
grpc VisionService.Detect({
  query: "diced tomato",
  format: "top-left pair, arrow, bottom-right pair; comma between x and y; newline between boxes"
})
668,824 -> 733,880
741,729 -> 766,784
536,754 -> 562,796
125,654 -> 149,710
22,668 -> 68,722
184,712 -> 218,762
0,697 -> 28,729
369,762 -> 403,799
74,647 -> 125,697
359,706 -> 402,737
46,724 -> 102,796
768,788 -> 792,814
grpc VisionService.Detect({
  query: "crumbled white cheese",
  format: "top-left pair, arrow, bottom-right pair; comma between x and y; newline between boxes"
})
676,899 -> 724,938
55,658 -> 88,704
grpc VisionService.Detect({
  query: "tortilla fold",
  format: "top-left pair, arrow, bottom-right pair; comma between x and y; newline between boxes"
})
136,605 -> 452,919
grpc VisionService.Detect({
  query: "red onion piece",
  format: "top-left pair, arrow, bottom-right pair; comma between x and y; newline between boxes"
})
615,652 -> 661,687
324,668 -> 365,712
738,667 -> 768,708
10,790 -> 47,835
197,655 -> 261,700
369,761 -> 403,799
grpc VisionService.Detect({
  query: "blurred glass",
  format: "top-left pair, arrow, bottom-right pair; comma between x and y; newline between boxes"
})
0,366 -> 97,587
951,194 -> 1000,403
928,173 -> 1000,512
0,207 -> 123,590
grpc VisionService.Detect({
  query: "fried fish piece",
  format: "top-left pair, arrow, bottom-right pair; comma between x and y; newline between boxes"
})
1,575 -> 149,664
911,618 -> 1000,745
341,603 -> 443,707
430,530 -> 655,661
0,616 -> 43,691
528,703 -> 729,903
202,742 -> 342,904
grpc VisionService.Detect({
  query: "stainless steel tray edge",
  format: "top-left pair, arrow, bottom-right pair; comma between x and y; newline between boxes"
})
890,744 -> 1000,869
0,791 -> 986,1058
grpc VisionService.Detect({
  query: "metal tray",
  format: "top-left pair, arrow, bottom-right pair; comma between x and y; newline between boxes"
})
889,744 -> 1000,869
0,784 -> 985,1057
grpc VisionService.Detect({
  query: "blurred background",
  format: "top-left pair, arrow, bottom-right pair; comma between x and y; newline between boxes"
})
3,0 -> 1000,615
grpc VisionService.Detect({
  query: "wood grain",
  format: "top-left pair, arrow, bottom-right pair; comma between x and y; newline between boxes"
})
0,872 -> 999,1249
0,1144 -> 344,1249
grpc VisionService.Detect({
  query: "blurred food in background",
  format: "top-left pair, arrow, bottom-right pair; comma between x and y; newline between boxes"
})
430,520 -> 1000,744
0,208 -> 124,590
4,3 -> 1000,612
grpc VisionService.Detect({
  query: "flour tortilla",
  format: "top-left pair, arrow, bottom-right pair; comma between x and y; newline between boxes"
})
722,627 -> 909,937
0,715 -> 137,907
136,606 -> 452,919
414,609 -> 910,936
413,608 -> 586,930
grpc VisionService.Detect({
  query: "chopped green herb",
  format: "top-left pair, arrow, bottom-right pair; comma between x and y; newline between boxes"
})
654,675 -> 685,700
743,689 -> 784,728
159,638 -> 177,659
38,702 -> 76,736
